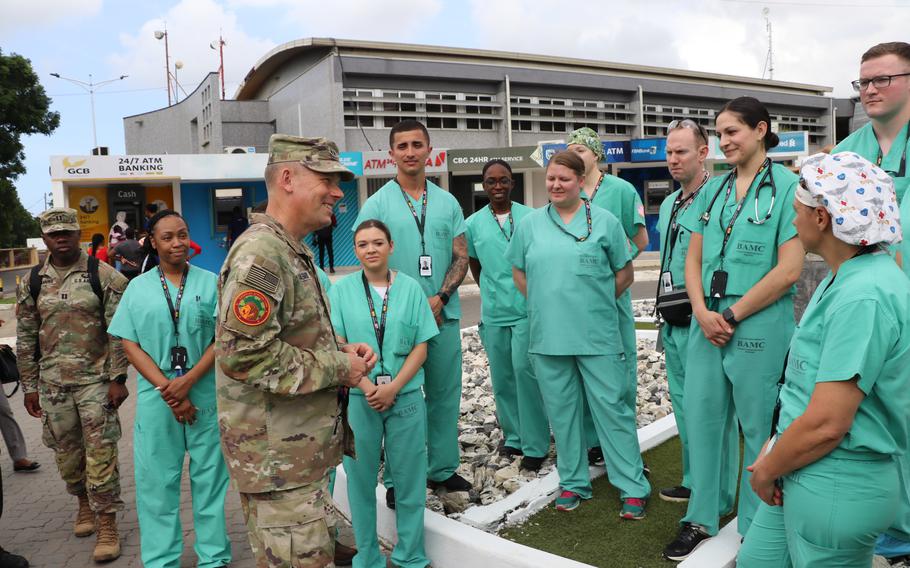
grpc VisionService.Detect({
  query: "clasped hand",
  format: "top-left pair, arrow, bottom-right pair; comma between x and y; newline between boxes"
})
342,343 -> 377,387
696,309 -> 734,347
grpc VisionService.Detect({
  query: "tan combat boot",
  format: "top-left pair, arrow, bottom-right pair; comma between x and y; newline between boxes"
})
93,513 -> 121,562
74,494 -> 96,537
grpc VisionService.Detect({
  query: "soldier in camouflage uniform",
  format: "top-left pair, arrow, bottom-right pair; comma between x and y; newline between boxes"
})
16,208 -> 129,563
216,134 -> 376,568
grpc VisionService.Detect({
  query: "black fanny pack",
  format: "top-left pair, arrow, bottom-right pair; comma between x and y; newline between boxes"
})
656,288 -> 692,327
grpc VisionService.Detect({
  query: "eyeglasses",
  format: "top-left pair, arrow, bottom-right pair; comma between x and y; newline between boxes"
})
852,73 -> 910,92
483,177 -> 513,187
667,119 -> 709,145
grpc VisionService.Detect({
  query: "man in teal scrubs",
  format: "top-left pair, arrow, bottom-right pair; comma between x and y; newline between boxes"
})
465,159 -> 550,470
354,120 -> 471,492
657,121 -> 739,508
568,128 -> 647,465
834,42 -> 910,562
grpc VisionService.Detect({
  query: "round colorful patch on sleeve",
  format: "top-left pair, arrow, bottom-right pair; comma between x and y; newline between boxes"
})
232,289 -> 271,326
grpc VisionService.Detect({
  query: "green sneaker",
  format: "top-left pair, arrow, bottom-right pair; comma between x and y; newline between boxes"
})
555,490 -> 582,511
620,497 -> 647,520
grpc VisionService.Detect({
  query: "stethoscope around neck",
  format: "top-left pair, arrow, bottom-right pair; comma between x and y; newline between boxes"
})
700,158 -> 776,226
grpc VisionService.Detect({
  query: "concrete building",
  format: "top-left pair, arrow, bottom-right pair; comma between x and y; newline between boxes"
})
118,38 -> 856,262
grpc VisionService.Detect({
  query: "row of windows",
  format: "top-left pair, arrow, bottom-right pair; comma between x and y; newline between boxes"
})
510,97 -> 633,134
343,89 -> 498,131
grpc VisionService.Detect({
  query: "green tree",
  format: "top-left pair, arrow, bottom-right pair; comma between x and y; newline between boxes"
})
0,48 -> 59,247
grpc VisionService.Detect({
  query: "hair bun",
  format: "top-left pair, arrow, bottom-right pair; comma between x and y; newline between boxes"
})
766,131 -> 780,149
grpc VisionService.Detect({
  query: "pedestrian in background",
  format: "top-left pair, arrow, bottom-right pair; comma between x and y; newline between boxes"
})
316,213 -> 337,273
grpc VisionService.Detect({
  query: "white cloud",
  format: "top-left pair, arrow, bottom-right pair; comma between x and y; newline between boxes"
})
0,0 -> 103,34
229,0 -> 443,42
107,0 -> 276,99
467,0 -> 907,98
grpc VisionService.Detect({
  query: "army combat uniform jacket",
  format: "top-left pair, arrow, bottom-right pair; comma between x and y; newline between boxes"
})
16,252 -> 128,393
216,213 -> 353,495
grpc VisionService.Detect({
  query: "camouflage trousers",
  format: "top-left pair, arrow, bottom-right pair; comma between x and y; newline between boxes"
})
38,381 -> 124,513
240,478 -> 337,568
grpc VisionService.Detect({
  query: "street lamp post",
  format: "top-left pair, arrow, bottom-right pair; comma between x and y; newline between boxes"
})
154,28 -> 172,106
49,72 -> 128,149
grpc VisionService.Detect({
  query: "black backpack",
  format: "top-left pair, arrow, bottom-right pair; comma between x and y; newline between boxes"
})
28,256 -> 106,362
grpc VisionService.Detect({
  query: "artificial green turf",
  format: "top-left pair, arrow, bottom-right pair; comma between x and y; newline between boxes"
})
0,297 -> 14,304
501,437 -> 738,568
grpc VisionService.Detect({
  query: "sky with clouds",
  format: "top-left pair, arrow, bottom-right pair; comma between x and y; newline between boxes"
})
2,0 -> 908,214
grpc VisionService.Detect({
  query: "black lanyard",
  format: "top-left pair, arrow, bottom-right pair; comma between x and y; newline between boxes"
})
659,172 -> 709,277
490,206 -> 514,241
361,271 -> 391,374
157,265 -> 188,345
876,121 -> 910,178
399,183 -> 428,255
546,199 -> 593,242
711,159 -> 771,262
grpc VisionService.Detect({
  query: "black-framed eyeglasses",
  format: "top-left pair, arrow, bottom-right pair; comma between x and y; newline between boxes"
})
667,119 -> 709,145
852,73 -> 910,92
483,177 -> 513,187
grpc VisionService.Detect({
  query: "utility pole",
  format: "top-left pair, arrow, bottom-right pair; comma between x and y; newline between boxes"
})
49,73 -> 128,149
211,34 -> 227,100
154,27 -> 173,106
762,7 -> 774,80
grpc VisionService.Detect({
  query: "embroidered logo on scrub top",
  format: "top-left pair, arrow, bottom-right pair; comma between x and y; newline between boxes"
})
232,289 -> 271,326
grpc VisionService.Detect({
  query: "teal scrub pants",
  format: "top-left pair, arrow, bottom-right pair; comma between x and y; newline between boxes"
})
530,353 -> 650,500
883,453 -> 910,546
424,320 -> 463,482
683,295 -> 793,536
479,320 -> 550,458
344,390 -> 428,568
584,289 -> 637,448
134,393 -> 231,568
738,453 -> 899,567
663,321 -> 739,508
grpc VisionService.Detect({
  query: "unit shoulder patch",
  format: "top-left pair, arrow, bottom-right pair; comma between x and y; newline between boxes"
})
232,289 -> 271,326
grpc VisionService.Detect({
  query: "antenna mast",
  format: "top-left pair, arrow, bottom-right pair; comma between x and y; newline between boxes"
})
762,7 -> 774,80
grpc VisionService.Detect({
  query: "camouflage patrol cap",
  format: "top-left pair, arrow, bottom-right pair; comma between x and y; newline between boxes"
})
38,208 -> 80,234
268,134 -> 356,182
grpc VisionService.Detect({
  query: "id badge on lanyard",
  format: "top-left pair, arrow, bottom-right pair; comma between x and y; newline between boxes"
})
661,271 -> 674,293
418,255 -> 433,277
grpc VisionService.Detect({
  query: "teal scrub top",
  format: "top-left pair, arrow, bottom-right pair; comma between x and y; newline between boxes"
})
582,174 -> 645,252
465,202 -> 533,326
108,265 -> 218,407
354,179 -> 467,322
316,266 -> 332,292
656,187 -> 701,289
506,202 -> 631,356
328,270 -> 439,395
835,121 -> 910,202
680,162 -> 799,297
777,253 -> 910,457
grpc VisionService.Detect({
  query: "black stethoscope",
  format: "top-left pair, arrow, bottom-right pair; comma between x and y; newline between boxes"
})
700,158 -> 776,226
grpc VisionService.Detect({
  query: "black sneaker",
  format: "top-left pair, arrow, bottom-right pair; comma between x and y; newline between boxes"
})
659,486 -> 691,502
663,523 -> 710,561
587,446 -> 605,466
520,455 -> 546,471
498,443 -> 523,457
385,487 -> 396,510
0,547 -> 28,568
428,473 -> 472,492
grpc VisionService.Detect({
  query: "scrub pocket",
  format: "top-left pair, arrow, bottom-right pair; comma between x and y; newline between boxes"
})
789,528 -> 871,568
394,323 -> 417,355
575,242 -> 607,276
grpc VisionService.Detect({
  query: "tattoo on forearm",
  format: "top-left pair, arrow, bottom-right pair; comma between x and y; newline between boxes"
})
440,235 -> 469,297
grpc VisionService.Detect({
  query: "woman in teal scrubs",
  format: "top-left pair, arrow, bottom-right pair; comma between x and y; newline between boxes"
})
108,210 -> 231,568
507,151 -> 650,517
663,97 -> 805,561
465,159 -> 550,470
738,152 -> 909,567
567,127 -> 645,467
330,220 -> 438,568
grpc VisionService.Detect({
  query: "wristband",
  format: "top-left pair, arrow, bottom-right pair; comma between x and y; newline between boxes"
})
113,374 -> 128,385
438,292 -> 450,305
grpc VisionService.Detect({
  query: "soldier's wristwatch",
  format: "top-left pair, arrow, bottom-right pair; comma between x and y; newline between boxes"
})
113,374 -> 127,385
